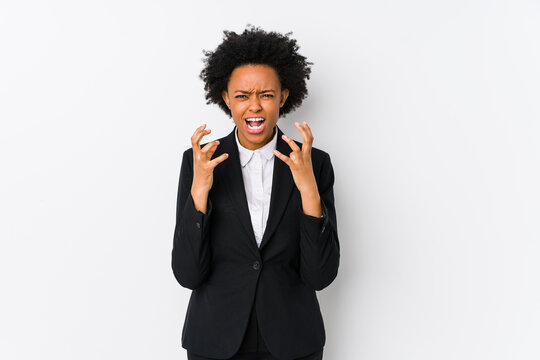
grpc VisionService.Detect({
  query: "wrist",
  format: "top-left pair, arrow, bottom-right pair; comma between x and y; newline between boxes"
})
299,182 -> 320,200
297,173 -> 318,195
191,182 -> 210,198
300,191 -> 322,218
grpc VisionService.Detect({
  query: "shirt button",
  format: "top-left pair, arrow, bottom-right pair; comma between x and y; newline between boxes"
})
252,261 -> 260,270
196,222 -> 201,229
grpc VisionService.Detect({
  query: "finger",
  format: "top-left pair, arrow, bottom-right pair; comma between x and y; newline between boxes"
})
295,121 -> 313,151
209,153 -> 229,168
273,149 -> 292,166
191,125 -> 211,151
191,124 -> 206,148
302,121 -> 314,141
294,121 -> 310,145
201,140 -> 219,154
194,128 -> 211,146
191,124 -> 206,141
281,133 -> 301,152
204,142 -> 220,159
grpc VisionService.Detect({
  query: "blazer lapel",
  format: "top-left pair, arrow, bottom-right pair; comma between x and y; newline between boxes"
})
218,125 -> 295,252
219,127 -> 258,249
259,126 -> 294,250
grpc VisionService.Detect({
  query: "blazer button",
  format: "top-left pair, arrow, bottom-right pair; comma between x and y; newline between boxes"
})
196,222 -> 201,229
252,261 -> 260,270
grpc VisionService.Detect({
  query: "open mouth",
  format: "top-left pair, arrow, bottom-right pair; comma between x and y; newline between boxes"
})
244,117 -> 265,129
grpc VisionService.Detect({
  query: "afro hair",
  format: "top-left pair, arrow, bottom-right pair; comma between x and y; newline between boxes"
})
199,24 -> 313,117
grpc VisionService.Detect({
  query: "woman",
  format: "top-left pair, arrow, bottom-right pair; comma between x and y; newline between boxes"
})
172,25 -> 340,360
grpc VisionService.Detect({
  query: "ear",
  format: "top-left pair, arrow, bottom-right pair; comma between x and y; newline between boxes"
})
221,90 -> 230,109
280,88 -> 290,108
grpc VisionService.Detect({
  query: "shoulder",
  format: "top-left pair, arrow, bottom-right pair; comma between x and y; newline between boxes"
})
311,146 -> 331,165
308,146 -> 335,189
311,146 -> 332,180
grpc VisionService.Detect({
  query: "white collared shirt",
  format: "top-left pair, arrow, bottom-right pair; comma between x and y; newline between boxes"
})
235,126 -> 278,248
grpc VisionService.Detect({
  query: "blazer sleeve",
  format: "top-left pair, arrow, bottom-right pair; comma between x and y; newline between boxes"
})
171,149 -> 213,290
298,152 -> 340,291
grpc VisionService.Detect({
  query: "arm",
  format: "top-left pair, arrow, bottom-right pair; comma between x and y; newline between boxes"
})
273,122 -> 340,291
171,149 -> 213,290
298,152 -> 340,291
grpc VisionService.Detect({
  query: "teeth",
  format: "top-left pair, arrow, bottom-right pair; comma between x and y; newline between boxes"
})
245,117 -> 265,122
247,121 -> 264,129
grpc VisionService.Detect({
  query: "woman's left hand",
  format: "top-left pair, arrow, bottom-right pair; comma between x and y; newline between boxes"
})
274,121 -> 322,217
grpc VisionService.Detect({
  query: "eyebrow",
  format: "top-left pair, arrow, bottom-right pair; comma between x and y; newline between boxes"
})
234,89 -> 276,94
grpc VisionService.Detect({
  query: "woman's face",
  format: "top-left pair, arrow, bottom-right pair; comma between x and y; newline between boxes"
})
222,64 -> 289,150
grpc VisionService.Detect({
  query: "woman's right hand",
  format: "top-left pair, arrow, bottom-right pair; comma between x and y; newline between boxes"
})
190,124 -> 228,213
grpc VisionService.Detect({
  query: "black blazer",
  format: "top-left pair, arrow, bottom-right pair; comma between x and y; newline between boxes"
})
171,125 -> 340,360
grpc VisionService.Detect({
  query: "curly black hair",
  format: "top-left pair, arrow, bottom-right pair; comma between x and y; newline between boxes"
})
199,24 -> 313,117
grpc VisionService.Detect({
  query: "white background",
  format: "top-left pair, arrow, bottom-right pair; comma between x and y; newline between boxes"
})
1,1 -> 539,359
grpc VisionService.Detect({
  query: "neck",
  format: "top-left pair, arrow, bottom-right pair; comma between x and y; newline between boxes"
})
238,126 -> 276,150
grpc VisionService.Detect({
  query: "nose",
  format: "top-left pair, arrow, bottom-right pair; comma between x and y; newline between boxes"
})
248,96 -> 262,112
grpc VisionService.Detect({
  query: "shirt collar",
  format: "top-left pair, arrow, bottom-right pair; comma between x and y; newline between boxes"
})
235,126 -> 278,167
